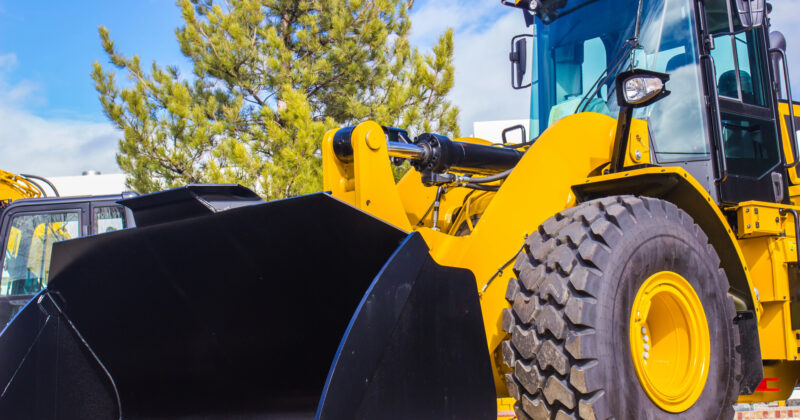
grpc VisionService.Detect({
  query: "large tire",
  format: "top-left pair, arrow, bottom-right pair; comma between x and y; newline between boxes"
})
502,196 -> 741,419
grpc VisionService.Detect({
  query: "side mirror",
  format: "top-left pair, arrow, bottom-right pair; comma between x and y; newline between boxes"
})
615,69 -> 671,108
734,0 -> 766,29
510,34 -> 533,90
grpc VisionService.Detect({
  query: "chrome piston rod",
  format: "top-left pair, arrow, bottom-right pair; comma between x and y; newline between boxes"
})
387,141 -> 427,160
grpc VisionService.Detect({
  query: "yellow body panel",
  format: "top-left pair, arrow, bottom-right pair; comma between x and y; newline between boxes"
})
728,201 -> 800,401
625,118 -> 651,166
778,102 -> 800,191
737,204 -> 783,238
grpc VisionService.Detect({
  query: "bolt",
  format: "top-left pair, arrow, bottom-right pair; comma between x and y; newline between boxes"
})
635,150 -> 642,160
643,335 -> 649,343
756,222 -> 760,228
746,208 -> 750,213
641,327 -> 646,334
643,351 -> 649,359
747,224 -> 751,229
755,208 -> 759,215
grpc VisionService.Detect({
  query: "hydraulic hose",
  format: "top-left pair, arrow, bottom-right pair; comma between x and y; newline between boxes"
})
464,183 -> 500,191
458,169 -> 513,184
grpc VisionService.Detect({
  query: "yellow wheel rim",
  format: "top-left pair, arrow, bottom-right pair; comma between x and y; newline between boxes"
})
629,271 -> 710,413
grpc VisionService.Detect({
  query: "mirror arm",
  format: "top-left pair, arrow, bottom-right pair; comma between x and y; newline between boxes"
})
609,106 -> 633,174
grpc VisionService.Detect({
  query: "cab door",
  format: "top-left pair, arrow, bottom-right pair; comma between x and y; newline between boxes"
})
702,0 -> 787,203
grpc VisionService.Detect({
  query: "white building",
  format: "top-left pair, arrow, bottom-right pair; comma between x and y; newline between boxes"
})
472,119 -> 530,144
43,172 -> 128,197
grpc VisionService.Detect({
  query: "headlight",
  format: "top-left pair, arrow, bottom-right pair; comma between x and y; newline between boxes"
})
624,76 -> 665,105
615,70 -> 671,108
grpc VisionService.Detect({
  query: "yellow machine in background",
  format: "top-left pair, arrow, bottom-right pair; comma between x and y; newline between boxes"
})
0,169 -> 41,205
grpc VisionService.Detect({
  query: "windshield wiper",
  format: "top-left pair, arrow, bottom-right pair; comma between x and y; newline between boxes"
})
574,38 -> 636,113
575,0 -> 644,113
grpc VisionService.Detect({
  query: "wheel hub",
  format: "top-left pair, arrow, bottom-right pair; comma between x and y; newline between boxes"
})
629,271 -> 710,413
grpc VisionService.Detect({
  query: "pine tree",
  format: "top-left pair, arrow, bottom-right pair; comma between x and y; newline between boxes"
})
93,0 -> 459,199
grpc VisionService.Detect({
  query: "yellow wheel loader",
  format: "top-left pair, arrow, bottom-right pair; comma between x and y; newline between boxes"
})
2,0 -> 800,419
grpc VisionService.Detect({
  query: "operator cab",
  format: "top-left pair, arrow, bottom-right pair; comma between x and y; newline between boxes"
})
0,195 -> 136,328
510,0 -> 791,206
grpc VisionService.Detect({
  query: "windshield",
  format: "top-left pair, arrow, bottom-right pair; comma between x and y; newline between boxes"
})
529,0 -> 710,162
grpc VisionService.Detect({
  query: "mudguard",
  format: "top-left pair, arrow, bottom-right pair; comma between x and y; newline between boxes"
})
0,192 -> 495,419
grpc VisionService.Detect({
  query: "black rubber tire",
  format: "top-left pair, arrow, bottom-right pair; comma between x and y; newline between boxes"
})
501,195 -> 741,420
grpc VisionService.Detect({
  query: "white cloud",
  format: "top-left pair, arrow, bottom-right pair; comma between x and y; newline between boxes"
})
768,4 -> 800,97
0,52 -> 121,177
411,2 -> 530,136
448,12 -> 530,136
0,106 -> 120,177
409,0 -> 499,47
0,53 -> 17,70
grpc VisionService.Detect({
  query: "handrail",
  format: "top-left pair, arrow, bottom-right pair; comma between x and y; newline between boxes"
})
781,208 -> 800,266
769,48 -> 799,169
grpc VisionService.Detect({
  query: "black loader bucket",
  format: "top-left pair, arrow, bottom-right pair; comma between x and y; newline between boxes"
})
0,186 -> 495,419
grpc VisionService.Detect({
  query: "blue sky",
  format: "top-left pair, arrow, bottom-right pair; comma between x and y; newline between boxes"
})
0,1 -> 798,177
0,0 -> 186,121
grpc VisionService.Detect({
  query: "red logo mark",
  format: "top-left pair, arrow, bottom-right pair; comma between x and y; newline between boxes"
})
756,377 -> 780,392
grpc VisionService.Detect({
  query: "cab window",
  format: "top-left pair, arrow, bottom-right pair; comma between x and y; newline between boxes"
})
93,206 -> 127,234
0,212 -> 80,296
710,31 -> 768,107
